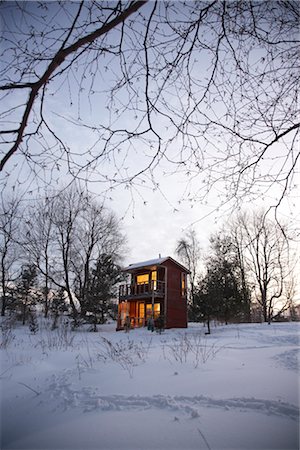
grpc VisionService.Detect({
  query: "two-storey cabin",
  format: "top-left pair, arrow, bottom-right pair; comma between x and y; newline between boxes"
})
117,256 -> 189,330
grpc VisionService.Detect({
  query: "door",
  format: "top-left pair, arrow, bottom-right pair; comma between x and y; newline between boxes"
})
137,302 -> 145,327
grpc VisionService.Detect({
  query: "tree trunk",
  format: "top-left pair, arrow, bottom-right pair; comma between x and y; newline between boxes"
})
22,299 -> 27,325
1,292 -> 6,317
44,256 -> 49,318
1,259 -> 7,316
206,317 -> 211,335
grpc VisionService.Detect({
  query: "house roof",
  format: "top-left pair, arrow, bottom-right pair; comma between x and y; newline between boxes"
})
122,256 -> 190,273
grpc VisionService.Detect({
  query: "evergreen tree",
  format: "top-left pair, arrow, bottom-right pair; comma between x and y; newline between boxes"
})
208,234 -> 251,324
85,254 -> 122,331
15,264 -> 38,325
193,278 -> 218,335
194,233 -> 251,333
50,288 -> 68,330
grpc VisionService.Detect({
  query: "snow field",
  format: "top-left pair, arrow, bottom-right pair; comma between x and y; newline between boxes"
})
1,320 -> 299,450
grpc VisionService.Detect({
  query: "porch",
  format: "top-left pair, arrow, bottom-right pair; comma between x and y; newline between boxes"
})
116,299 -> 164,331
119,280 -> 165,300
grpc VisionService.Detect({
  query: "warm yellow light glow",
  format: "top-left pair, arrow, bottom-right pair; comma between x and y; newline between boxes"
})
137,274 -> 149,284
119,302 -> 129,321
146,303 -> 160,318
181,273 -> 186,296
151,271 -> 157,290
138,302 -> 145,318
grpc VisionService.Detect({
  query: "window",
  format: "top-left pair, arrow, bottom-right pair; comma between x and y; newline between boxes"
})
154,303 -> 160,317
146,303 -> 160,318
151,270 -> 157,290
119,301 -> 129,327
138,302 -> 145,318
181,273 -> 187,297
136,273 -> 149,284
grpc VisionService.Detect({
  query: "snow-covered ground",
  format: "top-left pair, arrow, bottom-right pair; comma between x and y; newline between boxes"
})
1,320 -> 299,450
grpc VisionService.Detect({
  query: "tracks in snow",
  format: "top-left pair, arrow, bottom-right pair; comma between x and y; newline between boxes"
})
46,373 -> 299,420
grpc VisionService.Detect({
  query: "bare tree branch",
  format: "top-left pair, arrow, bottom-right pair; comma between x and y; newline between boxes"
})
0,0 -> 298,212
0,1 -> 147,171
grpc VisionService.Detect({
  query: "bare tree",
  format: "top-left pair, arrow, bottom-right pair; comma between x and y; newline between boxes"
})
0,1 -> 299,211
232,211 -> 296,323
176,228 -> 201,314
22,196 -> 56,317
0,194 -> 22,316
228,223 -> 252,322
50,185 -> 85,320
72,198 -> 125,312
21,184 -> 125,322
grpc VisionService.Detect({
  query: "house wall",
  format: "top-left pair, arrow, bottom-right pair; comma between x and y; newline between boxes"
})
163,260 -> 187,328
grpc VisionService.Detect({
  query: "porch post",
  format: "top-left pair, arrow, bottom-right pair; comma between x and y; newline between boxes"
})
162,265 -> 168,328
151,280 -> 154,318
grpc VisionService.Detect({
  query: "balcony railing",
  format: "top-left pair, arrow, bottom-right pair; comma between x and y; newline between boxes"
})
119,280 -> 165,299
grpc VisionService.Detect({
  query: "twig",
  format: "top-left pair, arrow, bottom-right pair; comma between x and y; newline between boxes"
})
18,382 -> 40,396
0,367 -> 13,378
198,427 -> 212,450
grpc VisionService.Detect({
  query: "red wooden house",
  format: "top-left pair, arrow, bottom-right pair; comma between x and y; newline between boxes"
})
117,256 -> 189,330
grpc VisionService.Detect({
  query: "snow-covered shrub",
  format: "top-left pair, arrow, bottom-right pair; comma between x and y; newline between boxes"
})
97,336 -> 152,378
163,332 -> 222,367
35,320 -> 75,351
189,334 -> 223,367
0,316 -> 15,348
163,333 -> 191,364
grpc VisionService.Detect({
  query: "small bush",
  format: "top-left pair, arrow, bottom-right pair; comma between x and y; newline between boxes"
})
163,332 -> 222,368
35,320 -> 75,351
97,336 -> 152,378
0,315 -> 16,349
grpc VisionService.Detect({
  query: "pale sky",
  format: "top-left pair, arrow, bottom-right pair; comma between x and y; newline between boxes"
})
1,1 -> 299,274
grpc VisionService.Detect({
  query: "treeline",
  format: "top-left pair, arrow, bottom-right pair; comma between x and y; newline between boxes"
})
0,185 -> 126,330
1,185 -> 298,332
176,211 -> 297,332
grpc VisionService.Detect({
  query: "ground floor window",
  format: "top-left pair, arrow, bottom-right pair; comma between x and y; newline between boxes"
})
146,303 -> 160,319
118,301 -> 162,328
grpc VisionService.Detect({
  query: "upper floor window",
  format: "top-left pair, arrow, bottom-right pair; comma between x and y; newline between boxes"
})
151,270 -> 157,290
136,273 -> 149,285
181,273 -> 187,297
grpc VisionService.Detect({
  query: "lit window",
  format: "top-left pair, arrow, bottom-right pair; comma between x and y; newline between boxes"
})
154,303 -> 160,315
146,303 -> 160,318
138,303 -> 145,318
151,271 -> 157,290
181,273 -> 186,297
137,274 -> 149,284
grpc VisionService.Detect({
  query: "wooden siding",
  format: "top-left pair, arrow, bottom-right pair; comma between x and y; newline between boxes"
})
163,258 -> 187,328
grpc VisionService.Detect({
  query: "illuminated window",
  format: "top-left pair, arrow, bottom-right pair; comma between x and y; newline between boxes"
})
154,303 -> 160,316
118,302 -> 129,326
137,274 -> 149,284
181,273 -> 187,297
138,303 -> 145,318
151,271 -> 157,290
146,304 -> 152,317
146,303 -> 160,318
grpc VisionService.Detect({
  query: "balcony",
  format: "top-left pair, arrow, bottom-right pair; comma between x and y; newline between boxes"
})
119,280 -> 165,300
